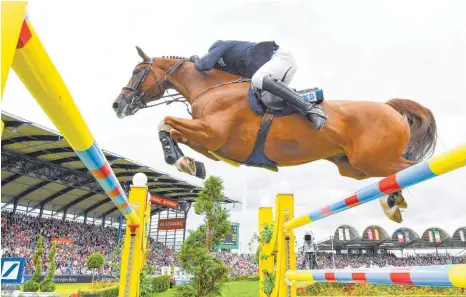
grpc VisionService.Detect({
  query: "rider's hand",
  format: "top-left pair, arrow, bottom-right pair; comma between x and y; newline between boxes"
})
189,55 -> 199,62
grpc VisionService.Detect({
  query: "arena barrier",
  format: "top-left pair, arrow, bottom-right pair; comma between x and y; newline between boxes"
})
258,145 -> 466,297
2,3 -> 150,296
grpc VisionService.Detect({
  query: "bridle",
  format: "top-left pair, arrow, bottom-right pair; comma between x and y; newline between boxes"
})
120,56 -> 251,116
121,57 -> 189,114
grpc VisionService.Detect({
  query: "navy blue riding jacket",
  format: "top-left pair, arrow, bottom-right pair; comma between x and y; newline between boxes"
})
194,40 -> 279,78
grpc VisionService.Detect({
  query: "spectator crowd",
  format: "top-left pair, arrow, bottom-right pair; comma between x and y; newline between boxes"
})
2,211 -> 465,278
297,250 -> 466,270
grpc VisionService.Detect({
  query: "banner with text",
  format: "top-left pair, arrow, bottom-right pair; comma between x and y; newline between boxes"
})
52,238 -> 73,244
151,195 -> 179,209
158,218 -> 185,230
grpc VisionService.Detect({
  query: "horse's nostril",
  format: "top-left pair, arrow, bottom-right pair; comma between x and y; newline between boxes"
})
112,102 -> 119,110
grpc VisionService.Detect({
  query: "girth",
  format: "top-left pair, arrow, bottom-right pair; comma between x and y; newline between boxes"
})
242,108 -> 278,172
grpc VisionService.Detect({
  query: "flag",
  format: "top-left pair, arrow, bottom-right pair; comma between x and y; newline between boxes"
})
338,228 -> 344,240
397,231 -> 404,243
404,230 -> 411,243
434,230 -> 441,243
368,229 -> 373,240
345,228 -> 350,241
374,228 -> 380,240
428,230 -> 434,242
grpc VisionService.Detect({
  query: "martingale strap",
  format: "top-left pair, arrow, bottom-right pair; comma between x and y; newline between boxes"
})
192,78 -> 251,100
243,108 -> 278,172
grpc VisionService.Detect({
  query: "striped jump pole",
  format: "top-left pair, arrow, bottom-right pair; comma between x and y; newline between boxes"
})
5,9 -> 151,296
285,144 -> 466,230
10,15 -> 139,225
285,264 -> 466,288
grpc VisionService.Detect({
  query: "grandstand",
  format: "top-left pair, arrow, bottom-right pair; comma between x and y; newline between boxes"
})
314,225 -> 466,252
297,225 -> 466,271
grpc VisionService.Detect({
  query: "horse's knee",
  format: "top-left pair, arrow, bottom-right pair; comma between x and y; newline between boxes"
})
158,118 -> 172,133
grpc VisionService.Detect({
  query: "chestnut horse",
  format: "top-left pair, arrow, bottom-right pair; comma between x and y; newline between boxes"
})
113,47 -> 437,222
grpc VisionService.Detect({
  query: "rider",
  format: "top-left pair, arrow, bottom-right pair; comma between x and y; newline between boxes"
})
190,40 -> 327,129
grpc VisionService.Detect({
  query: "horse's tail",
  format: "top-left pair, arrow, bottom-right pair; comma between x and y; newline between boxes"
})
386,98 -> 438,162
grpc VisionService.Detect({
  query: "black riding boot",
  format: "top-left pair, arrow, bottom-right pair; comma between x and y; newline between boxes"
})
262,75 -> 328,129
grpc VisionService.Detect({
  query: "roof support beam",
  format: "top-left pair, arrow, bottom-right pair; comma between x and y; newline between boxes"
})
12,180 -> 51,206
29,186 -> 75,213
79,198 -> 111,217
55,192 -> 95,213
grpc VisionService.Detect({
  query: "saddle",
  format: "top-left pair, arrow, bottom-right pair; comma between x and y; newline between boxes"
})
243,86 -> 324,171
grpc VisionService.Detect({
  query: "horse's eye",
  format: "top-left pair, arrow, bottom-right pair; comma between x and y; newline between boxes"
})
132,70 -> 141,76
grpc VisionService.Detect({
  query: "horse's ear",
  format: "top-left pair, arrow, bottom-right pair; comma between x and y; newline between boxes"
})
136,46 -> 149,61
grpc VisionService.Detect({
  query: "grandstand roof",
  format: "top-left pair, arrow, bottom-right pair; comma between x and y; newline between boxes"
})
315,225 -> 466,251
1,112 -> 238,221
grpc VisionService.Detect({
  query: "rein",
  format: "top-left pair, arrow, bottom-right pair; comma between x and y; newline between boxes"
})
192,77 -> 251,100
126,57 -> 252,115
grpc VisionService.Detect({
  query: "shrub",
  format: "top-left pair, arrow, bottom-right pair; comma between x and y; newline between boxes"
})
39,280 -> 56,292
100,287 -> 119,297
22,280 -> 39,292
78,285 -> 119,297
40,241 -> 57,292
152,275 -> 170,292
23,236 -> 44,292
87,252 -> 105,269
247,274 -> 259,281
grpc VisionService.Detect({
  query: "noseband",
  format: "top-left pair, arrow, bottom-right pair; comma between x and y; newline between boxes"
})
122,58 -> 188,112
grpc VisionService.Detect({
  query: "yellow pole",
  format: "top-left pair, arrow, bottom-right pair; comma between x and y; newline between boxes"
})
10,18 -> 139,224
258,194 -> 296,297
1,0 -> 28,97
118,174 -> 150,297
258,205 -> 273,297
1,0 -> 28,134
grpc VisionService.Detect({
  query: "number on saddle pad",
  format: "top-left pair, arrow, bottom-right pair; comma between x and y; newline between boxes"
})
297,88 -> 324,104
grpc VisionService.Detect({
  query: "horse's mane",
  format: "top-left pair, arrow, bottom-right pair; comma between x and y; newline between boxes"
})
162,55 -> 189,59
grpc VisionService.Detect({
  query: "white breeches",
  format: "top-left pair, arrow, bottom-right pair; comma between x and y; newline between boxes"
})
251,48 -> 297,89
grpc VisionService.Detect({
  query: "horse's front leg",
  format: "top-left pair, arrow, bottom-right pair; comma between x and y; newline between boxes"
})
158,117 -> 226,179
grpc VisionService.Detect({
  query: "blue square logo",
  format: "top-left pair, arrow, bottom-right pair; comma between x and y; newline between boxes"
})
1,257 -> 25,284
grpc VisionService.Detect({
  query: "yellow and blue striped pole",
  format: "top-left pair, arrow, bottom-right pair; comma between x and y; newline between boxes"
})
10,16 -> 139,225
285,145 -> 466,230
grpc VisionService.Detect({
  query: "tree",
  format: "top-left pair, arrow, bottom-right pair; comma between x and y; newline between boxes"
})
23,236 -> 44,292
40,241 -> 57,292
87,252 -> 105,283
176,176 -> 231,297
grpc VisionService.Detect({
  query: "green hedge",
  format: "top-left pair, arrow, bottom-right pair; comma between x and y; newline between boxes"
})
227,274 -> 259,282
152,275 -> 171,292
77,275 -> 170,296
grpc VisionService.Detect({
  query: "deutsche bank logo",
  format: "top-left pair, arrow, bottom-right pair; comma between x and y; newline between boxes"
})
1,257 -> 25,283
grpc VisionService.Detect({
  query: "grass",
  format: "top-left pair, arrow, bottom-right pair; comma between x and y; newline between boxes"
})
52,282 -> 259,297
153,281 -> 260,297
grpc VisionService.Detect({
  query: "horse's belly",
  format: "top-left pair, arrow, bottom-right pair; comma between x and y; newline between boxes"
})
264,115 -> 343,166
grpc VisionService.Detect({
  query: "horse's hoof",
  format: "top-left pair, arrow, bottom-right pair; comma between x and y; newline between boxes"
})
165,154 -> 177,165
379,195 -> 404,223
194,161 -> 206,179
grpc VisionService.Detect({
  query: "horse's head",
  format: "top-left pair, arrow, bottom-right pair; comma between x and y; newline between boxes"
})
113,46 -> 168,118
